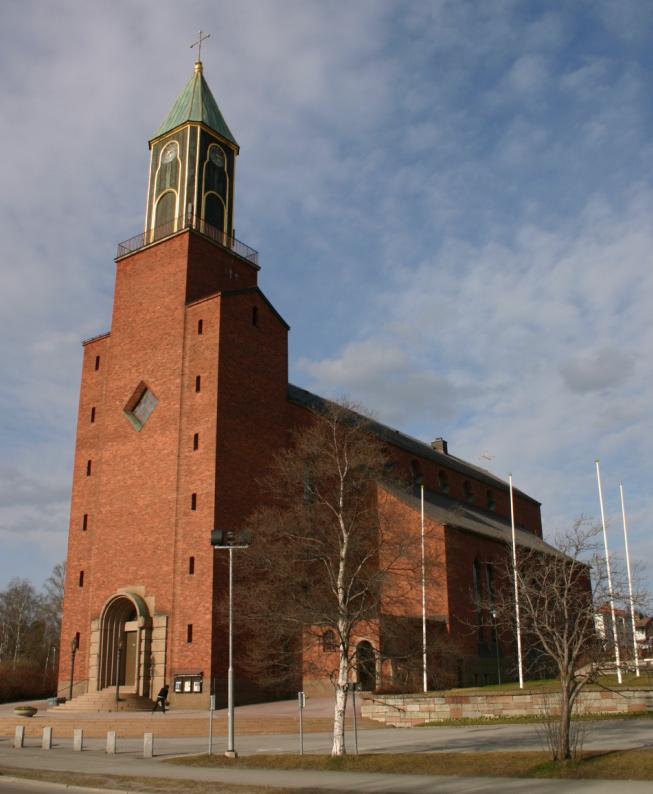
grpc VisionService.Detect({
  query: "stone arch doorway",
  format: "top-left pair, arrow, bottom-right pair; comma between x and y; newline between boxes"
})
98,593 -> 151,694
356,641 -> 376,691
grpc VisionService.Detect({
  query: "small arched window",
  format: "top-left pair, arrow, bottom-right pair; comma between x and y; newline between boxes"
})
472,560 -> 482,607
485,564 -> 494,606
322,630 -> 337,652
486,489 -> 496,511
463,480 -> 474,504
438,470 -> 449,494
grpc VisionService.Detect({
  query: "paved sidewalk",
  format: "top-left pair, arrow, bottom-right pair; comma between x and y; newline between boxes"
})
0,696 -> 368,739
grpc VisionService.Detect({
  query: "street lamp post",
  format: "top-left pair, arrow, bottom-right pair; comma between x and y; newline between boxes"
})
210,528 -> 251,759
68,637 -> 78,701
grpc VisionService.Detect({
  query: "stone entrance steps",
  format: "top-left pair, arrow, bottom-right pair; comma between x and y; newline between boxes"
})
53,689 -> 154,712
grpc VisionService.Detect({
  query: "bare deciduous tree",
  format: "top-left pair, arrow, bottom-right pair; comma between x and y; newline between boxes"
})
238,400 -> 420,756
494,519 -> 643,761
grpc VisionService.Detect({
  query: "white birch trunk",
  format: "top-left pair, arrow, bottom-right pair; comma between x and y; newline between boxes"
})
331,644 -> 349,756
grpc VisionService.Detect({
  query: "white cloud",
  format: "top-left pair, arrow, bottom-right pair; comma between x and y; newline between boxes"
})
559,347 -> 636,394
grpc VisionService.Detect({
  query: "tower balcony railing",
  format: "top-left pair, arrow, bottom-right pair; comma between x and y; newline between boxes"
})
116,212 -> 259,266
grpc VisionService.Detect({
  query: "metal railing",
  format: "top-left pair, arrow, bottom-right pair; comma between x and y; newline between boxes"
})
116,212 -> 259,266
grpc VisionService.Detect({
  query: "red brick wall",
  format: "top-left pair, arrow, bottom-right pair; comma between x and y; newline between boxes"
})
168,294 -> 221,680
210,288 -> 290,683
185,233 -> 258,304
59,334 -> 110,686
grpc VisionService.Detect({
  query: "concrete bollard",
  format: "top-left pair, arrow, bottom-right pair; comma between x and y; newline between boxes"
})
42,726 -> 53,750
143,732 -> 154,758
106,730 -> 116,754
73,728 -> 84,751
14,725 -> 25,749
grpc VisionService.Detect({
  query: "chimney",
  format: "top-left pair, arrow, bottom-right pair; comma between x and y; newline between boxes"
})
431,437 -> 448,454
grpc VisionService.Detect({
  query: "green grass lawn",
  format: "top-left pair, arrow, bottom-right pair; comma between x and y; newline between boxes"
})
168,749 -> 653,780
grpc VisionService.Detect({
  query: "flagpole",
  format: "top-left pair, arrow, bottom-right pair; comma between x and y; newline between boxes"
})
595,460 -> 622,684
420,483 -> 427,693
619,482 -> 640,677
509,474 -> 524,689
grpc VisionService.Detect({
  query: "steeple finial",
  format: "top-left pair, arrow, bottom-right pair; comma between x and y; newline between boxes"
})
190,30 -> 210,69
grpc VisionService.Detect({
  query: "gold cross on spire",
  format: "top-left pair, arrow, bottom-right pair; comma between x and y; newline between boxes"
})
190,30 -> 210,63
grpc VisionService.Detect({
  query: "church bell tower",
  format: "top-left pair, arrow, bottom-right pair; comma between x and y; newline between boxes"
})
145,59 -> 239,242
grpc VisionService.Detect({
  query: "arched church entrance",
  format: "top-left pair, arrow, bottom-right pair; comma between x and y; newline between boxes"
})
98,594 -> 151,694
356,641 -> 376,691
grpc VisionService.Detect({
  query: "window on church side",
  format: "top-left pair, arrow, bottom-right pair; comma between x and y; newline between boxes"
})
486,489 -> 496,511
189,556 -> 195,575
472,560 -> 481,608
197,319 -> 203,335
82,513 -> 88,531
124,384 -> 158,431
195,375 -> 201,392
322,630 -> 337,652
74,632 -> 80,649
410,460 -> 423,487
193,433 -> 199,451
187,624 -> 193,643
191,493 -> 197,511
472,560 -> 483,646
86,460 -> 92,476
79,571 -> 84,587
95,355 -> 100,371
463,480 -> 474,504
90,406 -> 96,423
438,470 -> 449,494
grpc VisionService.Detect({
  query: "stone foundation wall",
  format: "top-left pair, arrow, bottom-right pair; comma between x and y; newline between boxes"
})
361,688 -> 653,727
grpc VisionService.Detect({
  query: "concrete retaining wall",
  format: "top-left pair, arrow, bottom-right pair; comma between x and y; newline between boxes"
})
361,688 -> 653,727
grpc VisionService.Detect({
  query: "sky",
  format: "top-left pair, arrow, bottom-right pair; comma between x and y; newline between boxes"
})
1,0 -> 652,599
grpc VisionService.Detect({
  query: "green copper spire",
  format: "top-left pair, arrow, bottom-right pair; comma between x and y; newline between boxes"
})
152,62 -> 238,147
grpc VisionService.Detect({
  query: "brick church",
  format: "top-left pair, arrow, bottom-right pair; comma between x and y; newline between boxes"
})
59,59 -> 553,708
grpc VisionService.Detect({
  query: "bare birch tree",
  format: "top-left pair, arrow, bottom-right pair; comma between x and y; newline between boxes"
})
238,400 -> 419,756
494,519 -> 643,761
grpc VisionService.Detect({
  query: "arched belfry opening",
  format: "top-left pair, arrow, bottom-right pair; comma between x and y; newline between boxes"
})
98,593 -> 152,695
